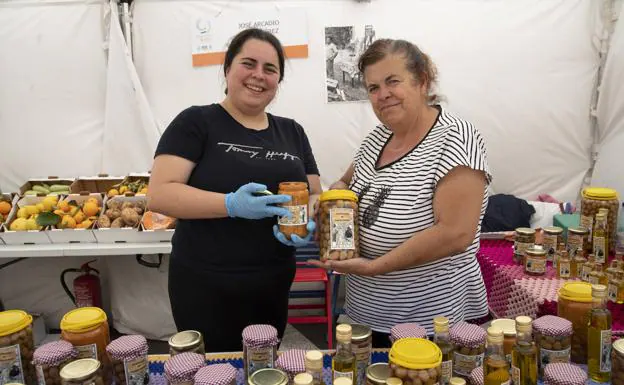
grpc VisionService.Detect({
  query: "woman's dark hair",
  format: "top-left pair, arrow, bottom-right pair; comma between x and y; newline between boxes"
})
223,28 -> 285,82
358,39 -> 441,104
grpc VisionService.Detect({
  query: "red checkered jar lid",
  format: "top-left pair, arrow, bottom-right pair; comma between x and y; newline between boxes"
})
532,315 -> 572,337
390,323 -> 427,341
275,349 -> 306,377
193,363 -> 236,385
106,335 -> 149,361
469,366 -> 483,385
543,363 -> 587,385
450,322 -> 487,348
33,340 -> 78,366
242,324 -> 279,349
164,352 -> 205,383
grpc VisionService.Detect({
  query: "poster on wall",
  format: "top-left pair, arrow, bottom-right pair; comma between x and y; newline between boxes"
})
325,25 -> 376,103
192,9 -> 308,67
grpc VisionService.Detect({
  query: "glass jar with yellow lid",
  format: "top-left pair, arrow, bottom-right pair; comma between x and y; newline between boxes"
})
60,358 -> 104,385
248,368 -> 289,385
0,310 -> 36,385
388,338 -> 442,384
60,307 -> 111,384
318,190 -> 359,261
613,338 -> 624,385
490,318 -> 516,367
581,187 -> 620,254
557,282 -> 593,364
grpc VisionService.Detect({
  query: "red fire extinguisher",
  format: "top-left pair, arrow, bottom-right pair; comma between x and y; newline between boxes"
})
61,260 -> 102,308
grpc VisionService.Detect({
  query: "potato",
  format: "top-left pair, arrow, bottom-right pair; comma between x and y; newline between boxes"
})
107,200 -> 122,211
106,208 -> 121,220
121,208 -> 140,227
97,215 -> 111,228
121,201 -> 135,211
133,206 -> 144,215
111,217 -> 124,228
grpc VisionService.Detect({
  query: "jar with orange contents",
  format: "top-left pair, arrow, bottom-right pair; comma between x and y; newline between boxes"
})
557,282 -> 593,364
60,307 -> 111,384
277,182 -> 309,239
490,318 -> 516,368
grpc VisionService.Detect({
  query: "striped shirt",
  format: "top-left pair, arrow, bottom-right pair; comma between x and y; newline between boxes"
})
345,105 -> 492,334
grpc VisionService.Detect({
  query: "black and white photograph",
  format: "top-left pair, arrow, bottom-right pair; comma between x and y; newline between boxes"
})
325,24 -> 376,103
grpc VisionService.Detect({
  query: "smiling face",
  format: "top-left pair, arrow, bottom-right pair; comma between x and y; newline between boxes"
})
224,38 -> 281,113
363,53 -> 428,128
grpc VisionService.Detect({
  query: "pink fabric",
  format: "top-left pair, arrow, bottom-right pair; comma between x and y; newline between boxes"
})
477,240 -> 624,335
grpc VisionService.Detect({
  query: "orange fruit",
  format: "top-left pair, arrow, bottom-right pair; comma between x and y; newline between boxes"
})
82,202 -> 99,217
60,215 -> 76,229
74,211 -> 86,224
58,201 -> 70,213
86,197 -> 99,206
107,189 -> 119,198
0,201 -> 11,216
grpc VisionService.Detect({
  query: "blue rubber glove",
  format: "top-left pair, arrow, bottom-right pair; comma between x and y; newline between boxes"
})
225,183 -> 292,219
273,220 -> 316,247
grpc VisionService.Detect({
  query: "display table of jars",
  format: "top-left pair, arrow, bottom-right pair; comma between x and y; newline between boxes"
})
477,239 -> 624,336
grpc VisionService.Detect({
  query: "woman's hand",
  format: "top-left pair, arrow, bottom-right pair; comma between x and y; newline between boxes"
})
273,221 -> 316,247
225,183 -> 292,219
307,257 -> 377,276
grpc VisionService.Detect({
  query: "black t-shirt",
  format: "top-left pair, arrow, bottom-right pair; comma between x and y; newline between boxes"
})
155,104 -> 319,271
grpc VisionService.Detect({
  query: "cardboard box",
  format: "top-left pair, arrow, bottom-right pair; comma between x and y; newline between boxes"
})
139,211 -> 175,243
71,174 -> 125,194
19,177 -> 75,196
93,195 -> 145,243
0,194 -> 18,245
47,193 -> 102,243
0,195 -> 52,245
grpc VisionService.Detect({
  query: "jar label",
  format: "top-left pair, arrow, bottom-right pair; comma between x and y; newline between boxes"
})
355,360 -> 367,385
246,347 -> 273,376
441,359 -> 452,383
329,208 -> 355,250
581,265 -> 592,281
576,263 -> 584,279
353,343 -> 371,363
76,344 -> 98,360
599,329 -> 612,372
539,347 -> 570,368
567,234 -> 583,254
512,365 -> 520,384
124,356 -> 148,385
453,352 -> 483,376
580,215 -> 593,239
36,365 -> 45,385
334,370 -> 354,380
608,282 -> 619,302
278,205 -> 307,226
0,344 -> 24,385
592,237 -> 607,264
543,234 -> 558,261
588,275 -> 600,284
525,256 -> 546,274
514,241 -> 533,256
558,261 -> 571,278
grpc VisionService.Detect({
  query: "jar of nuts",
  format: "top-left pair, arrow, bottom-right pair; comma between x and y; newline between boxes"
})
365,363 -> 391,385
33,340 -> 78,385
106,335 -> 149,385
163,352 -> 205,385
318,190 -> 359,261
0,310 -> 36,385
277,182 -> 309,240
542,362 -> 587,385
580,187 -> 620,254
532,315 -> 572,379
389,323 -> 427,344
388,338 -> 442,385
613,338 -> 624,385
449,322 -> 486,379
193,363 -> 236,385
514,228 -> 536,265
59,359 -> 104,385
557,282 -> 593,364
60,308 -> 111,385
242,325 -> 279,380
168,331 -> 205,356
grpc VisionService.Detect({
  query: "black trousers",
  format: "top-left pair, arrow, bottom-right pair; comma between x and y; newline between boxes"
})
168,256 -> 295,353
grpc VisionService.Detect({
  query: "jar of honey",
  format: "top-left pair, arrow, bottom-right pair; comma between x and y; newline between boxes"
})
490,318 -> 516,367
525,247 -> 547,276
557,282 -> 593,364
277,182 -> 309,240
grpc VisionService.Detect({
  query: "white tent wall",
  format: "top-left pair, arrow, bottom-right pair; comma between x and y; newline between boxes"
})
593,2 -> 624,195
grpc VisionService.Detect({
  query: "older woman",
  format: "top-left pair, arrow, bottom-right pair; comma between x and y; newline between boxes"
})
312,39 -> 492,346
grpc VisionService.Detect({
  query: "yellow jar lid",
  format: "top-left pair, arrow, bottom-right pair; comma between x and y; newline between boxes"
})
558,282 -> 593,303
490,318 -> 516,336
582,187 -> 618,200
60,307 -> 107,333
0,310 -> 33,337
389,338 -> 442,369
320,190 -> 358,202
